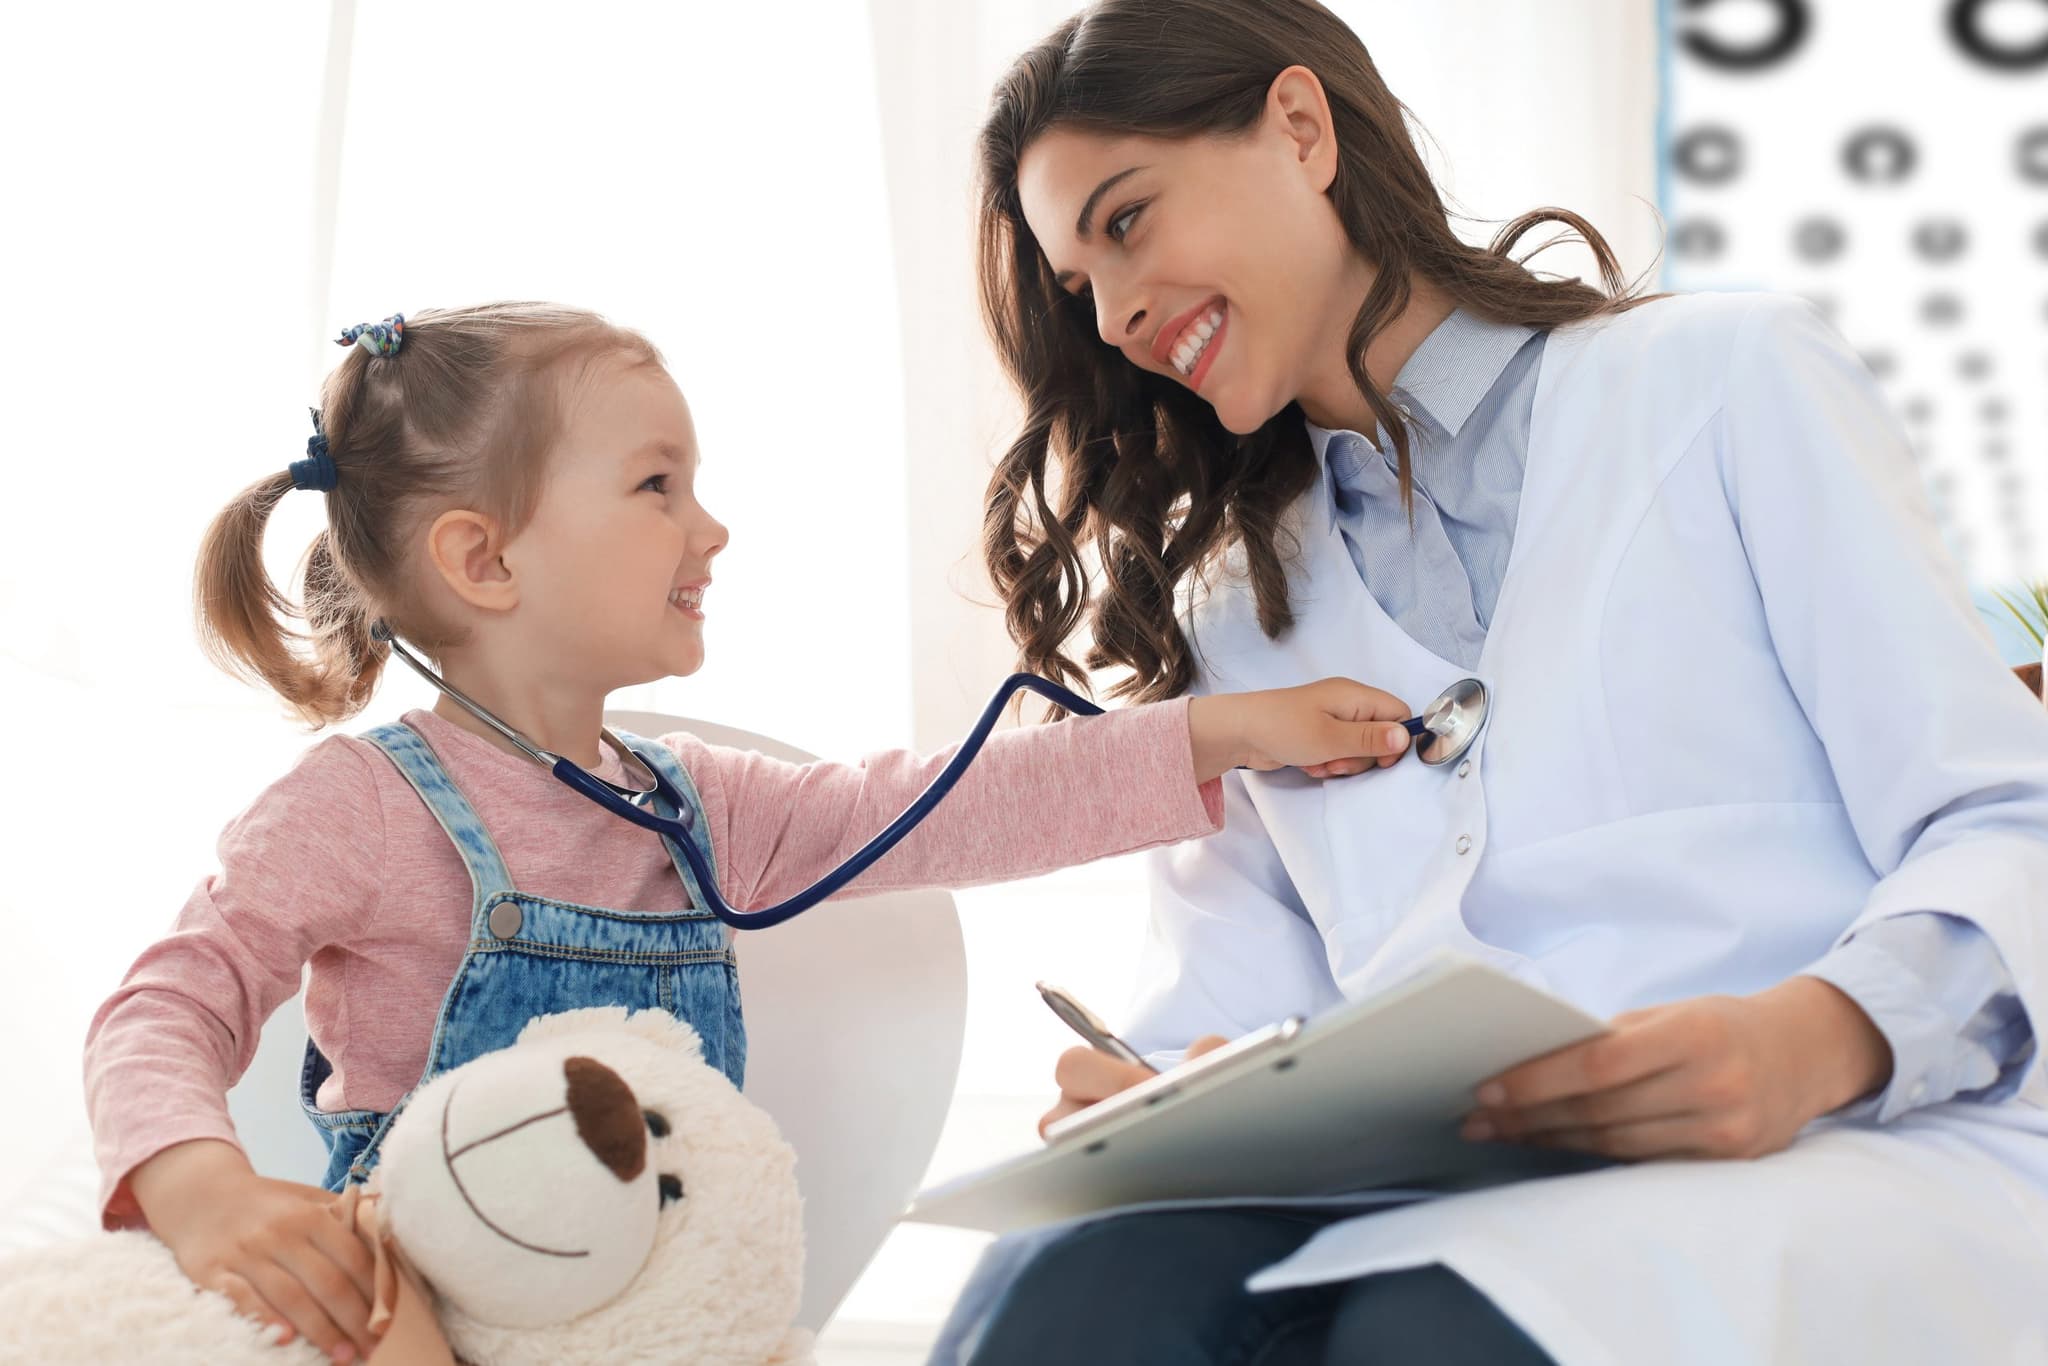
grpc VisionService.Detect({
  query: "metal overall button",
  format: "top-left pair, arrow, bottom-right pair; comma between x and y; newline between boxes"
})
488,901 -> 524,940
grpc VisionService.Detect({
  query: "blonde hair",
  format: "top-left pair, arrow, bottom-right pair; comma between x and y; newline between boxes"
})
194,302 -> 663,727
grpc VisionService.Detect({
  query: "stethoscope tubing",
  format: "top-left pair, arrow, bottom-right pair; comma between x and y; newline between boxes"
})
373,621 -> 1482,932
552,672 -> 1106,930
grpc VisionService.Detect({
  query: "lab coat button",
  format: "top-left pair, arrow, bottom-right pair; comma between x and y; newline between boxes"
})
488,902 -> 524,940
1909,1081 -> 1929,1105
1458,761 -> 1472,778
1456,834 -> 1473,855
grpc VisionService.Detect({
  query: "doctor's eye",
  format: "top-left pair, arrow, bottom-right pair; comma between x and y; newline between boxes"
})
658,1173 -> 685,1207
643,1109 -> 671,1138
1107,203 -> 1144,243
638,473 -> 670,495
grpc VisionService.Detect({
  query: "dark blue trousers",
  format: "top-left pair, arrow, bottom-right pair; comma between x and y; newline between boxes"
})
926,1208 -> 1557,1366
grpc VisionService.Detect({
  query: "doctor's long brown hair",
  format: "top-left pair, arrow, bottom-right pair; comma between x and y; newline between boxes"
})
978,0 -> 1656,705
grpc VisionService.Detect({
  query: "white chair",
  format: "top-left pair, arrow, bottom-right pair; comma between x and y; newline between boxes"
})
227,710 -> 967,1334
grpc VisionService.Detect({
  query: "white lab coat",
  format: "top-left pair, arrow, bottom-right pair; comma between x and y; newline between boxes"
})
1126,292 -> 2048,1364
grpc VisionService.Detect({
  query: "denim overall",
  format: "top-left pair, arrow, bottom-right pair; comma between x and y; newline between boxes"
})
299,722 -> 745,1191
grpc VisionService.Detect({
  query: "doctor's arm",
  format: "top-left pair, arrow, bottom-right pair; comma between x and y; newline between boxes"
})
1040,768 -> 1347,1134
1471,296 -> 2048,1160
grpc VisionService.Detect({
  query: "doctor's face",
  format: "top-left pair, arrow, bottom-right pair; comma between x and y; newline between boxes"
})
1016,85 -> 1365,435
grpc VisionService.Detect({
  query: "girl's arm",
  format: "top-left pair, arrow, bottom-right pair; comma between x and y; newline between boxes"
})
664,681 -> 1415,910
84,736 -> 386,1229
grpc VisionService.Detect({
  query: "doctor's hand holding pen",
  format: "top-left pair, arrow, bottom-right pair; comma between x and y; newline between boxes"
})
1183,677 -> 1414,781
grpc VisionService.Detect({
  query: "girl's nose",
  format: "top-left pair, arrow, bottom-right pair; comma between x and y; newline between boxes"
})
696,509 -> 729,559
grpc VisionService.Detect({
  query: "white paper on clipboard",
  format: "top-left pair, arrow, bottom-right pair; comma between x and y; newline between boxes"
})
903,953 -> 1607,1234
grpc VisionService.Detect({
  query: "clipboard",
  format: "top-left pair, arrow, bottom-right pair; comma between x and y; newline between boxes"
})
904,954 -> 1607,1233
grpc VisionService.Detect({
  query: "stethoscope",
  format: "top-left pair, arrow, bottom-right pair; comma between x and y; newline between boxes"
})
371,622 -> 1488,930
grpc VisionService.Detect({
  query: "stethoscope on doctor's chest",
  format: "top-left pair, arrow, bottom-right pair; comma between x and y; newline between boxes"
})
371,622 -> 1489,931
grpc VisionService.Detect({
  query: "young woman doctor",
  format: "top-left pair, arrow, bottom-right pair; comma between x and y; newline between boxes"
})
929,2 -> 2048,1363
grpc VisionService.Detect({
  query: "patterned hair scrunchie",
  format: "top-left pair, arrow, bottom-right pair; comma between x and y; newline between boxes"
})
336,312 -> 405,358
289,406 -> 338,492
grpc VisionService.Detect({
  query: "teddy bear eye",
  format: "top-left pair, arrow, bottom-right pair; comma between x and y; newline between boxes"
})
658,1174 -> 684,1207
643,1109 -> 671,1138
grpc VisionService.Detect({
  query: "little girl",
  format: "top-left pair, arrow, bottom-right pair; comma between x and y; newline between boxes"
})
83,303 -> 1415,1363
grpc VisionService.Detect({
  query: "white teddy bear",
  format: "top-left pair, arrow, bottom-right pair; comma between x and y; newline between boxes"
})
0,1008 -> 813,1366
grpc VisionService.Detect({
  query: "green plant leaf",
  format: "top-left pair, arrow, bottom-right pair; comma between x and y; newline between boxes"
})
1991,583 -> 2048,649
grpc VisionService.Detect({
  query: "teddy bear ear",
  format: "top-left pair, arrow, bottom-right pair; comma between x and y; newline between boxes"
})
610,1008 -> 707,1059
515,1005 -> 706,1059
515,1005 -> 632,1046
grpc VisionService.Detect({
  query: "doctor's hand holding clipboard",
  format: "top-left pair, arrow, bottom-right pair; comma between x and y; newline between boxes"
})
1039,977 -> 1893,1162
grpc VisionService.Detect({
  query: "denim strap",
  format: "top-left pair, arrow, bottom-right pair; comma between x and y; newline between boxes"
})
613,730 -> 721,921
357,723 -> 517,920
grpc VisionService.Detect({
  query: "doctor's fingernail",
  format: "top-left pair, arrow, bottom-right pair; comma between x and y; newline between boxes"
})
1462,1117 -> 1494,1141
1476,1083 -> 1506,1106
1384,725 -> 1409,750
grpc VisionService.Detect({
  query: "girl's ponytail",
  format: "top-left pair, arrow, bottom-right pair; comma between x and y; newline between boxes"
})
193,469 -> 385,728
194,303 -> 661,728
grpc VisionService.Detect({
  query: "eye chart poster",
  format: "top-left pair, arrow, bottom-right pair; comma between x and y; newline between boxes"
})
1658,0 -> 2047,626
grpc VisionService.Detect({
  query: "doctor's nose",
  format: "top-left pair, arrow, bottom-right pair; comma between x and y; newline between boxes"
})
1093,288 -> 1148,350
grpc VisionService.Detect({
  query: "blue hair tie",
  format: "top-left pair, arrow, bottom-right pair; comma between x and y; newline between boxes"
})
289,407 -> 338,492
336,312 -> 406,358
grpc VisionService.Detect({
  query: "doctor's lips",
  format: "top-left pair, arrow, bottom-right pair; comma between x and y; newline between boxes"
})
1151,296 -> 1229,388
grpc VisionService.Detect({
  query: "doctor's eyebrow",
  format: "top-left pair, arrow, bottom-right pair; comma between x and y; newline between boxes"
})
1076,166 -> 1146,239
1052,165 -> 1149,293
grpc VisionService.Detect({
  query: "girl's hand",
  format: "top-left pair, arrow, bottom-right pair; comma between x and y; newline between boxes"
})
130,1139 -> 381,1363
1188,678 -> 1413,782
1462,976 -> 1893,1162
1039,1036 -> 1230,1138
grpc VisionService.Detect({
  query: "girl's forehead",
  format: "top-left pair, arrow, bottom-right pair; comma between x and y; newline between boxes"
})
567,360 -> 694,437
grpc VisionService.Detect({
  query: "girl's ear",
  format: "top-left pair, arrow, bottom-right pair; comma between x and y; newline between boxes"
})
1268,65 -> 1339,194
426,509 -> 519,616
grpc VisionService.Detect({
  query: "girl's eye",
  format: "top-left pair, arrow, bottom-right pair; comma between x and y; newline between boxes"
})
1108,204 -> 1143,242
639,473 -> 670,495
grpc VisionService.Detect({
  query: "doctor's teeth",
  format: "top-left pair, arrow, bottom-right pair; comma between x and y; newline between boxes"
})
1172,309 -> 1225,376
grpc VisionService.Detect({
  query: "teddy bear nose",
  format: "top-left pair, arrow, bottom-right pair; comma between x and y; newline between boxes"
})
563,1055 -> 647,1181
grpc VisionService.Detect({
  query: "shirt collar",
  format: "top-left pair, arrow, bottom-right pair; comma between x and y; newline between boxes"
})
1390,306 -> 1537,439
1301,307 -> 1537,532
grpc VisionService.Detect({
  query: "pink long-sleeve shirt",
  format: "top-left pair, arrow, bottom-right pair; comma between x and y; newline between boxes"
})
85,701 -> 1222,1228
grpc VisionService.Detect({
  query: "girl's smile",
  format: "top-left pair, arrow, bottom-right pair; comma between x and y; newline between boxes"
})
668,579 -> 709,621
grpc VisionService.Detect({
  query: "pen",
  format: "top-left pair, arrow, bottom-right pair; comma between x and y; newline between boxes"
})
1035,981 -> 1160,1074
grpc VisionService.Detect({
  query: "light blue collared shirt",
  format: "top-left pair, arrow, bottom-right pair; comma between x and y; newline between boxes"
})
1308,307 -> 2032,1121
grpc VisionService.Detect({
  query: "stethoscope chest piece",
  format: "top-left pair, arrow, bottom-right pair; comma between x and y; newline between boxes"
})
1415,677 -> 1488,767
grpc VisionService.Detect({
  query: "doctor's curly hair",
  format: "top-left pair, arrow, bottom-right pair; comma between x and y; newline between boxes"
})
977,0 -> 1659,707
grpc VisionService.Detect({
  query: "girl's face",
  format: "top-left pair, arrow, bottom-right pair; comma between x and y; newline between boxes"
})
1015,76 -> 1364,435
504,360 -> 726,691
